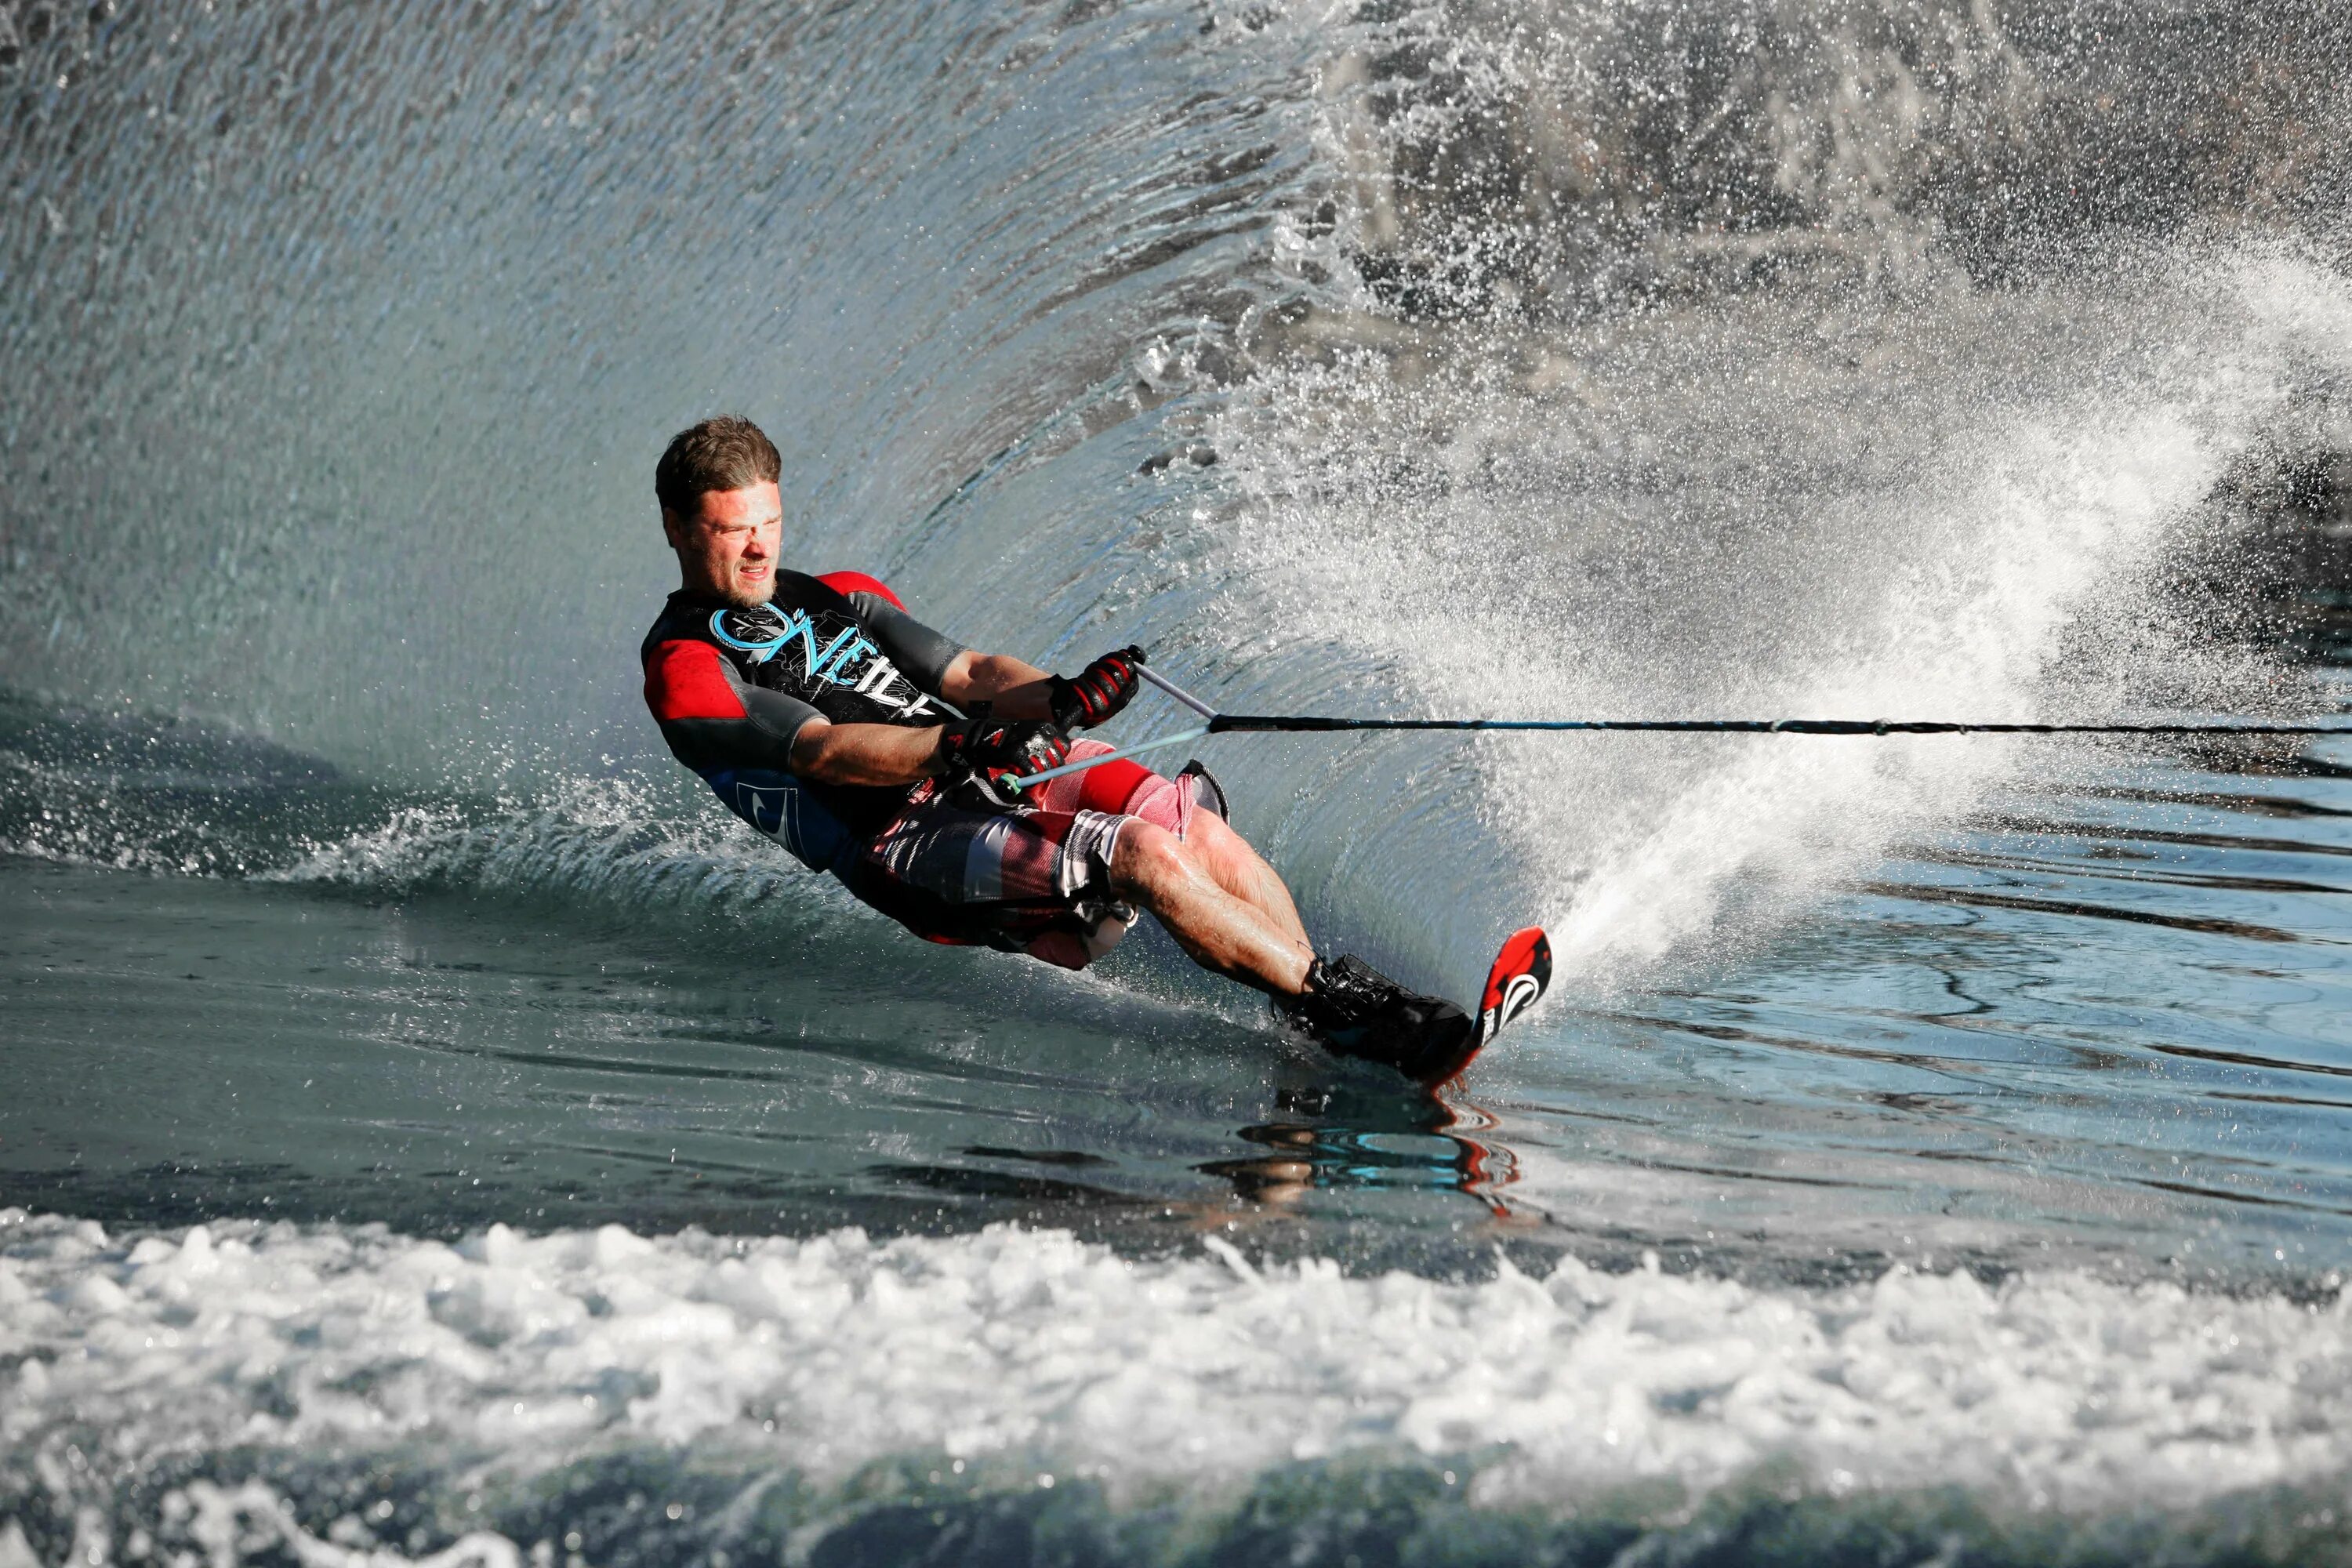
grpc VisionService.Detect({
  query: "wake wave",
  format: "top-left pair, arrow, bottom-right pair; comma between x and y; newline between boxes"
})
262,779 -> 818,919
3,1210 -> 2348,1565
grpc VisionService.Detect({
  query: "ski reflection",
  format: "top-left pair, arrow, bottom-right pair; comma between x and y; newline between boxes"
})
1196,1082 -> 1524,1220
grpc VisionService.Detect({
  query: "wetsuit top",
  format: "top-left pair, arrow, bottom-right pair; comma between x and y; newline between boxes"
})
641,570 -> 967,872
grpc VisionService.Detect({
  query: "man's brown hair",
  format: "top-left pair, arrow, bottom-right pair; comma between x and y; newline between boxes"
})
655,416 -> 782,517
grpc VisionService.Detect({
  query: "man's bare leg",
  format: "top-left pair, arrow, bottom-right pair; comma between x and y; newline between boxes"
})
1112,817 -> 1488,1084
1180,811 -> 1310,949
1111,821 -> 1312,996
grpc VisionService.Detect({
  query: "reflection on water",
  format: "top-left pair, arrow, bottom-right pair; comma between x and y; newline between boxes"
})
1200,1089 -> 1523,1221
868,1086 -> 1528,1235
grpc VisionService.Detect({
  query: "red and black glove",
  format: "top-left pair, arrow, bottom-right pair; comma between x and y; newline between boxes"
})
1048,644 -> 1146,731
938,712 -> 1073,808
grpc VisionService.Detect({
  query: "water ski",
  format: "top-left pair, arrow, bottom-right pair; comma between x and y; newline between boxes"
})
1475,926 -> 1552,1050
1425,925 -> 1552,1087
1286,927 -> 1552,1090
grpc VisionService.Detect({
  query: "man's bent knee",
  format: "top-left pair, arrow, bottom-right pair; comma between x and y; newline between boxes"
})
1109,818 -> 1193,904
1185,809 -> 1267,874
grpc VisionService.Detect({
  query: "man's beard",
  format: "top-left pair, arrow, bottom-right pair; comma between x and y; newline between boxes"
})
720,573 -> 775,610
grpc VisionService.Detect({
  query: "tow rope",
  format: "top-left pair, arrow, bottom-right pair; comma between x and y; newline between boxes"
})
1011,665 -> 2352,791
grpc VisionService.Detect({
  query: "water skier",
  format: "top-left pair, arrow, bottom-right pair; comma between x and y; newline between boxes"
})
640,416 -> 1540,1084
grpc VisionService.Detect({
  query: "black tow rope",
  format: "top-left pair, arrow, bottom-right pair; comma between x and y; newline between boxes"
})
1009,665 -> 2352,791
1205,715 -> 2352,736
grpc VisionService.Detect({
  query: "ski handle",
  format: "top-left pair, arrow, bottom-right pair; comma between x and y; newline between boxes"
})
1007,659 -> 1218,791
1136,662 -> 1219,720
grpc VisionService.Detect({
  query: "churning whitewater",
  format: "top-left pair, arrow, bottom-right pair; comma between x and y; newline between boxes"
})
5,1212 -> 2351,1546
5,0 -> 2352,1563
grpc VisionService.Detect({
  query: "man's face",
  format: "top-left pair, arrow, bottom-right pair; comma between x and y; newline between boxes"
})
664,481 -> 782,608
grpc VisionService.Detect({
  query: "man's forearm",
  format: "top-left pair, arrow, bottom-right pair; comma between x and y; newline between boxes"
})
787,718 -> 944,786
938,650 -> 1054,719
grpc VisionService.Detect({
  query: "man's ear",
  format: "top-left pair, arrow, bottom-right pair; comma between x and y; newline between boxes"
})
660,507 -> 686,550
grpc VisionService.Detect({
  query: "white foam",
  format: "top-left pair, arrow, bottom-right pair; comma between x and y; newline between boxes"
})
4,1210 -> 2347,1523
256,775 -> 878,936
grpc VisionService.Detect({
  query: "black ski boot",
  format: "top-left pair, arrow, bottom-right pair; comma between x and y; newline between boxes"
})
1280,955 -> 1479,1086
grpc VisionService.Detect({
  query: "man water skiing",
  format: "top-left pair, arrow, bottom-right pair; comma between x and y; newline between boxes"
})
640,416 -> 1526,1085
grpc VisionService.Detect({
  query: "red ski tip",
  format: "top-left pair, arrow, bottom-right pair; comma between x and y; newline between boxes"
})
1475,927 -> 1552,1047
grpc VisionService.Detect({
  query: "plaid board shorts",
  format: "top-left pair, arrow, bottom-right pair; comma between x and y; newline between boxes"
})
837,740 -> 1217,971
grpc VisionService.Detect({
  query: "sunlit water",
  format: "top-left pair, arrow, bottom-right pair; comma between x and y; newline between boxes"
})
5,2 -> 2352,1563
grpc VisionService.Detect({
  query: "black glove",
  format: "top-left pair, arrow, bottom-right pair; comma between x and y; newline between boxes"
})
1048,644 -> 1146,731
937,712 -> 1073,808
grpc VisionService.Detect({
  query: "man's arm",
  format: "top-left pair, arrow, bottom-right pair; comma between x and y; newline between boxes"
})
838,582 -> 1131,728
937,650 -> 1056,720
834,586 -> 1058,720
787,717 -> 947,787
789,709 -> 1071,789
945,644 -> 1145,731
648,635 -> 951,787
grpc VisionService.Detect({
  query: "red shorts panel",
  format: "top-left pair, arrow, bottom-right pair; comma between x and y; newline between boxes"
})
846,741 -> 1197,970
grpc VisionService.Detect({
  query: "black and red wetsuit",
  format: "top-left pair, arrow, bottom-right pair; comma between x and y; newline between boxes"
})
642,571 -> 1214,967
640,569 -> 965,873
